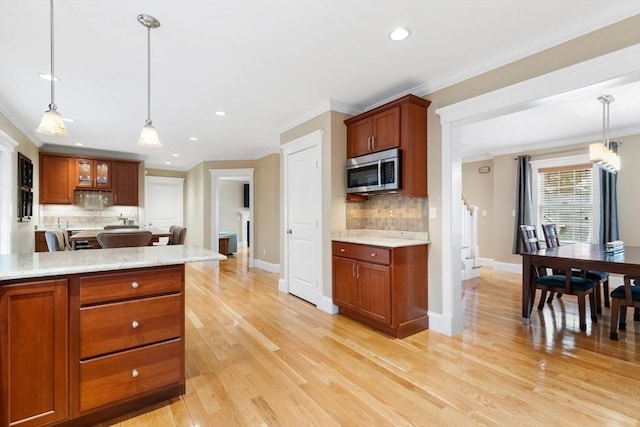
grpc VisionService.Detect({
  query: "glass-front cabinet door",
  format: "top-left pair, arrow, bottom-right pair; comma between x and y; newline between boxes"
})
75,159 -> 111,189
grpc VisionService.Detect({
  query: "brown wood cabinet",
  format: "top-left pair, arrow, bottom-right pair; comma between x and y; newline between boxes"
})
40,153 -> 140,206
72,265 -> 185,420
332,241 -> 428,338
344,94 -> 431,197
0,278 -> 69,427
112,161 -> 139,206
347,107 -> 400,158
0,264 -> 186,426
75,158 -> 112,189
40,154 -> 73,204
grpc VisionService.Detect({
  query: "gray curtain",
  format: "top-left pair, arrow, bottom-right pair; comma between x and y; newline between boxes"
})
599,168 -> 618,244
513,155 -> 534,254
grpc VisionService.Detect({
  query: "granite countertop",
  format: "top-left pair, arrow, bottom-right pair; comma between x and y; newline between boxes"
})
0,245 -> 225,282
332,229 -> 429,248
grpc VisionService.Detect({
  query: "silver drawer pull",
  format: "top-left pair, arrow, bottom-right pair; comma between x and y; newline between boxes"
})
131,321 -> 139,329
131,369 -> 139,378
340,248 -> 346,252
131,281 -> 139,289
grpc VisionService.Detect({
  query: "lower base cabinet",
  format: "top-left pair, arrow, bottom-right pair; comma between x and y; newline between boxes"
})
0,264 -> 186,426
332,241 -> 428,338
0,279 -> 68,427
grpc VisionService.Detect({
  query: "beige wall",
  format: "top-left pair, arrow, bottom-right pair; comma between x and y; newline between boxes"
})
424,15 -> 640,314
188,158 -> 280,267
461,159 -> 494,259
1,113 -> 41,253
617,134 -> 640,245
184,163 -> 205,247
218,180 -> 245,237
255,154 -> 280,264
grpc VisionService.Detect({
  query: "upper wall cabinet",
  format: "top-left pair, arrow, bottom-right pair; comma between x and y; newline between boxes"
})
75,159 -> 111,190
112,161 -> 139,206
40,153 -> 140,206
74,159 -> 111,190
344,94 -> 431,197
347,107 -> 400,158
40,154 -> 73,204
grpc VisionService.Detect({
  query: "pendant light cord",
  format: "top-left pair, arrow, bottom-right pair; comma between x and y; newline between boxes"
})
146,26 -> 151,124
49,0 -> 56,109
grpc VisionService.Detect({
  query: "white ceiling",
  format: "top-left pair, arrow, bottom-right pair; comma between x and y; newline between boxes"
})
1,1 -> 639,170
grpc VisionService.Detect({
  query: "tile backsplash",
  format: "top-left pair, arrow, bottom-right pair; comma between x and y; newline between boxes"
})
39,204 -> 141,229
346,193 -> 427,232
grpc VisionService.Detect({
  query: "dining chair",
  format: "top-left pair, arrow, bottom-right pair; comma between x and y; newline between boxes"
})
168,226 -> 187,245
609,275 -> 640,340
542,223 -> 609,313
96,231 -> 152,248
44,229 -> 71,251
520,225 -> 597,331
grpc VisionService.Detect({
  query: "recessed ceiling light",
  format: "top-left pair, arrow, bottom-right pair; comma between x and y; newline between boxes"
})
38,73 -> 60,82
189,136 -> 198,141
62,117 -> 74,123
74,142 -> 84,146
172,153 -> 179,157
215,111 -> 226,116
389,27 -> 411,41
164,161 -> 171,165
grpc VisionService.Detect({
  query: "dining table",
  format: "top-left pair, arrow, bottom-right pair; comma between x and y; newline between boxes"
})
521,242 -> 640,324
68,227 -> 172,249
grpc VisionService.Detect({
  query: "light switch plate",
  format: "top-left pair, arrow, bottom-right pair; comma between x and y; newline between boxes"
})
429,207 -> 437,219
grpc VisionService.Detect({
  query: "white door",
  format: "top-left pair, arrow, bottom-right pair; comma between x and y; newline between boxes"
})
144,177 -> 184,232
286,142 -> 321,305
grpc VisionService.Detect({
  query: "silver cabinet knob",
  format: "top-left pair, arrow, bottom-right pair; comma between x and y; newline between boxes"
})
371,253 -> 377,257
131,369 -> 139,378
131,321 -> 139,329
340,248 -> 346,252
131,281 -> 139,289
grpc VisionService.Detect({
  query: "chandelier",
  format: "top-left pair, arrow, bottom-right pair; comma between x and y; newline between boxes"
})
589,95 -> 620,173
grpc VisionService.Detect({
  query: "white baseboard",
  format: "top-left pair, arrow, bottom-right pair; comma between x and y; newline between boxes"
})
427,311 -> 463,337
278,279 -> 288,293
254,259 -> 280,274
317,295 -> 339,314
479,257 -> 521,274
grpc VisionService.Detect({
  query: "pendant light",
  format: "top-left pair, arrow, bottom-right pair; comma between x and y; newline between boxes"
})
36,0 -> 68,137
137,14 -> 162,148
589,95 -> 621,173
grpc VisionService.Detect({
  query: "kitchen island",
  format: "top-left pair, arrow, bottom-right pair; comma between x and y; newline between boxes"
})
0,245 -> 224,427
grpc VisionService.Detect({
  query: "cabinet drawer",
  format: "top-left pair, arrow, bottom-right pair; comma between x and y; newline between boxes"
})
79,266 -> 183,305
332,241 -> 390,265
80,294 -> 182,359
79,339 -> 183,412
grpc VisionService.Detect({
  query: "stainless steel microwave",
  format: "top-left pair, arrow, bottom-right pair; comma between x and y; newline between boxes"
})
346,148 -> 400,194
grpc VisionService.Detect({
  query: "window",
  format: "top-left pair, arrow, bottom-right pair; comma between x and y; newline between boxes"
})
532,155 -> 600,244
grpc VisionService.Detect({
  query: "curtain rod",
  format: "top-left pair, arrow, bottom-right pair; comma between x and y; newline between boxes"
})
513,147 -> 588,160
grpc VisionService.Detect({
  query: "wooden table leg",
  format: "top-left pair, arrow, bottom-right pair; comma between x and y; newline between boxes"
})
522,254 -> 534,324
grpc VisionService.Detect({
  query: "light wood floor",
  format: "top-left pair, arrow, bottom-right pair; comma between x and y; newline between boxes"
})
109,249 -> 640,426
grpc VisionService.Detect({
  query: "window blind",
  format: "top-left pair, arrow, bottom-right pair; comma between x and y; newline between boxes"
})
537,165 -> 593,242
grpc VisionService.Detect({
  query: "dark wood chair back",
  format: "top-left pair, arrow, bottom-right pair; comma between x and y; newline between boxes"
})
519,225 -> 547,279
542,224 -> 560,248
96,231 -> 152,248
